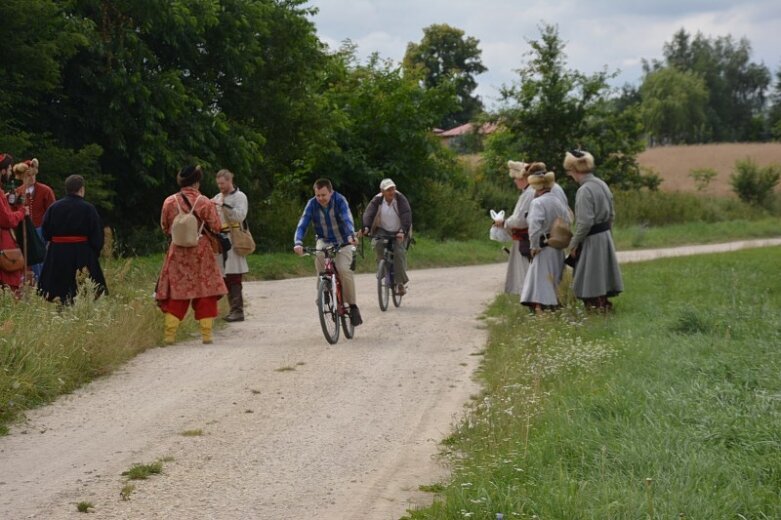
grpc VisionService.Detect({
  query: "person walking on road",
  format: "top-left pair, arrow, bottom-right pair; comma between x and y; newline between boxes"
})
212,169 -> 249,322
156,165 -> 227,344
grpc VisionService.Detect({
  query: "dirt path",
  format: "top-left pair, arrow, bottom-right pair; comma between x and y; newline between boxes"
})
0,263 -> 504,520
2,238 -> 779,519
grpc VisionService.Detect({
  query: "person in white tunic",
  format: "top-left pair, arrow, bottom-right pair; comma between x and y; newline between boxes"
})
493,160 -> 533,294
564,149 -> 623,310
521,171 -> 571,312
212,169 -> 250,322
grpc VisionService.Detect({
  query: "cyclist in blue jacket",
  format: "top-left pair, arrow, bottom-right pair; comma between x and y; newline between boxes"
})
294,178 -> 362,326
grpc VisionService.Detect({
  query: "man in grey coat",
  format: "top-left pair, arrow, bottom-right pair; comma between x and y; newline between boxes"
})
361,178 -> 412,295
565,150 -> 623,310
213,169 -> 249,322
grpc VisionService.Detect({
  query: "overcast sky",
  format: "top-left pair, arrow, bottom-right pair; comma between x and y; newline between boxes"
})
305,0 -> 780,109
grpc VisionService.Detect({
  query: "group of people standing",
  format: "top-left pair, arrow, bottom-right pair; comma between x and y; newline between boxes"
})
497,149 -> 624,312
156,166 -> 250,345
0,153 -> 107,302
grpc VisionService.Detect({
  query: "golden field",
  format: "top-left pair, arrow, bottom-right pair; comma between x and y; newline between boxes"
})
638,142 -> 781,196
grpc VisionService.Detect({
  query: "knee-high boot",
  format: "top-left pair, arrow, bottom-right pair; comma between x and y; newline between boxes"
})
164,313 -> 180,345
200,318 -> 214,344
224,284 -> 245,322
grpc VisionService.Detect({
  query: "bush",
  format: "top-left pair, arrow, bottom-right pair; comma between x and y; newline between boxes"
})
613,190 -> 768,227
689,167 -> 718,192
415,179 -> 484,240
729,158 -> 781,208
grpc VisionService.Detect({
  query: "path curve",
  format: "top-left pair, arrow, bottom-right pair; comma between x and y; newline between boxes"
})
1,239 -> 779,519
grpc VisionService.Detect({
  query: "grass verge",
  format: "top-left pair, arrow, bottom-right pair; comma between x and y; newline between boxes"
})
406,246 -> 781,519
613,217 -> 781,250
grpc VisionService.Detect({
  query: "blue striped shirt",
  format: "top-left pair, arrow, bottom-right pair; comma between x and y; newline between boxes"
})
294,191 -> 355,246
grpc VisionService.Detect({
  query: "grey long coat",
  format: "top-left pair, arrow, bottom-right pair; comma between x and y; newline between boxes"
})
521,192 -> 571,307
569,174 -> 623,299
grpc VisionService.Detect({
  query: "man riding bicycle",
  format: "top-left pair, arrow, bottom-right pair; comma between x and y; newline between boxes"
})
361,178 -> 412,295
294,178 -> 363,326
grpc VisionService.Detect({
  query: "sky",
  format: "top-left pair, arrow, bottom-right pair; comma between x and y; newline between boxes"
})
305,0 -> 780,110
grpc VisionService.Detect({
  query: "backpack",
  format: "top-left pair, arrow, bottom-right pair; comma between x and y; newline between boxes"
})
171,194 -> 204,247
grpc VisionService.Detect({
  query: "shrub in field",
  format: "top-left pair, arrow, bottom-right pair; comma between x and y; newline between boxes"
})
689,167 -> 718,192
415,179 -> 484,241
729,158 -> 781,207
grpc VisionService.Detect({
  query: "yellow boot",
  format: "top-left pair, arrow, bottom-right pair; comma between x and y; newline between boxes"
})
163,313 -> 180,345
200,318 -> 214,344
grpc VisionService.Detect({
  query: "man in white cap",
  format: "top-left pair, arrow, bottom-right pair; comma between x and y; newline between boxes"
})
361,178 -> 412,295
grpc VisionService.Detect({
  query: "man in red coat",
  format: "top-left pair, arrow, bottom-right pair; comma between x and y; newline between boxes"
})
12,159 -> 55,280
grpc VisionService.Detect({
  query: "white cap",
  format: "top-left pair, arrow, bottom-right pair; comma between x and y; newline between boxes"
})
379,178 -> 396,191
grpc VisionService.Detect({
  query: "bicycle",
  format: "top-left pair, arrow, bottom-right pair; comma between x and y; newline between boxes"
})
374,235 -> 405,311
303,244 -> 354,344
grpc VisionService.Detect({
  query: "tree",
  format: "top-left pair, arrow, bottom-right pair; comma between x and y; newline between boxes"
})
404,24 -> 487,129
769,68 -> 781,140
485,24 -> 652,198
640,67 -> 709,144
649,28 -> 771,141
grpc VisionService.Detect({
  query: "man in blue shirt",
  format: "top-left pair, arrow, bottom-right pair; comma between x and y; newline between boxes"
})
294,178 -> 362,326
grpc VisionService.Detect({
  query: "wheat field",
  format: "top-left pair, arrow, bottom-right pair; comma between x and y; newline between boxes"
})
638,142 -> 781,196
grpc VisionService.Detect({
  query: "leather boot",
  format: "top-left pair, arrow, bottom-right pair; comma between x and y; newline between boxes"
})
224,284 -> 245,322
200,318 -> 214,344
163,313 -> 180,345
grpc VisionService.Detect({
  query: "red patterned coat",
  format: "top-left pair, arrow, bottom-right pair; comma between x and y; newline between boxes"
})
155,187 -> 227,302
0,192 -> 24,289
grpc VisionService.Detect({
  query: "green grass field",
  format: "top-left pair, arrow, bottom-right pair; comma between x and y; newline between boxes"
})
406,246 -> 781,519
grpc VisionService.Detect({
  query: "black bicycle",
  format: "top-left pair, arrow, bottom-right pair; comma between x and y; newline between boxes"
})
375,236 -> 404,311
303,245 -> 354,344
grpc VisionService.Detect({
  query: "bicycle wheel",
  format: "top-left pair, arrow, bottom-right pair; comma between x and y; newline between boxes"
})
317,277 -> 340,344
392,278 -> 403,308
377,260 -> 389,311
341,308 -> 354,339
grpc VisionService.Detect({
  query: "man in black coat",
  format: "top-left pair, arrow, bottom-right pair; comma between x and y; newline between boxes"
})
38,175 -> 107,303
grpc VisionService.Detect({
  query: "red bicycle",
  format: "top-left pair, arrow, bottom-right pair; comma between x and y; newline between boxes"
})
303,245 -> 354,344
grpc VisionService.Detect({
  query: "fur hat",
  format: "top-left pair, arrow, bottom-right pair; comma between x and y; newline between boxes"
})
13,158 -> 38,179
528,171 -> 555,190
563,149 -> 595,174
507,160 -> 528,179
177,164 -> 203,187
525,162 -> 547,176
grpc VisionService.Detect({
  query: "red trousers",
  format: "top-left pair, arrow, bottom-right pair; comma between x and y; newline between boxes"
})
159,296 -> 219,321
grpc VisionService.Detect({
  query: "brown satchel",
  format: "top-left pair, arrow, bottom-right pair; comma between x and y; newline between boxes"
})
0,248 -> 25,272
229,221 -> 255,257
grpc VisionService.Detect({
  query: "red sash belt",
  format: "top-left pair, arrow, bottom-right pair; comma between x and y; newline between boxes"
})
511,227 -> 529,241
51,235 -> 88,243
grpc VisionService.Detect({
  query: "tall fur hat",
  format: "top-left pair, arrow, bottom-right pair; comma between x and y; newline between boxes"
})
528,171 -> 555,190
507,160 -> 528,179
525,162 -> 547,176
0,153 -> 13,170
177,164 -> 203,187
13,158 -> 38,179
563,149 -> 595,173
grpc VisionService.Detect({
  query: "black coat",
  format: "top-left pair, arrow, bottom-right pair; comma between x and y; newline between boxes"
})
38,194 -> 107,302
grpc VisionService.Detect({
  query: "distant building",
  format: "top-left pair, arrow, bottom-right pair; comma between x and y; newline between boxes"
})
435,122 -> 497,152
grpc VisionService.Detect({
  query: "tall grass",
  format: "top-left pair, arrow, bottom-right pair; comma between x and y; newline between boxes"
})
407,247 -> 781,519
0,259 -> 197,434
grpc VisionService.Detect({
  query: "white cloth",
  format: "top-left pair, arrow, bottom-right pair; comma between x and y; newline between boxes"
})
521,192 -> 571,307
378,198 -> 402,232
503,186 -> 534,294
212,188 -> 249,275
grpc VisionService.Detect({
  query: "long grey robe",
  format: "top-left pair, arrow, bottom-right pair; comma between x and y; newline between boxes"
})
213,188 -> 250,275
502,186 -> 534,294
568,174 -> 623,298
521,192 -> 571,307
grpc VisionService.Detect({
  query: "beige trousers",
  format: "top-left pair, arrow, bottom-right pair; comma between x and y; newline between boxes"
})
314,239 -> 356,305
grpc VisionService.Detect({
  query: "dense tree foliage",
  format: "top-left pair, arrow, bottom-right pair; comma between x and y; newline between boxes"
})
484,24 -> 654,202
640,67 -> 709,145
403,24 -> 487,129
644,29 -> 771,142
